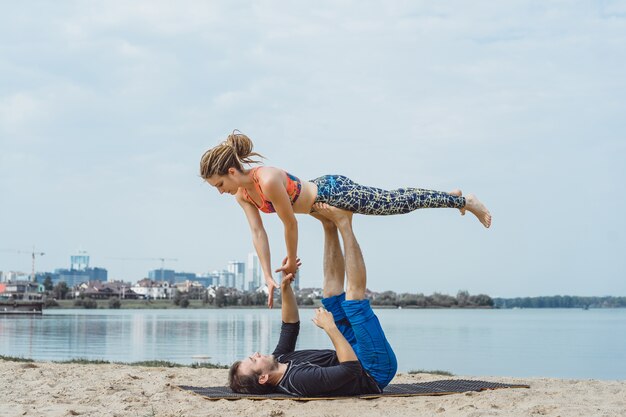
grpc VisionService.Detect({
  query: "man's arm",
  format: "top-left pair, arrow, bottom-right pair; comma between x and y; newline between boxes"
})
272,271 -> 301,357
281,272 -> 299,324
312,307 -> 358,362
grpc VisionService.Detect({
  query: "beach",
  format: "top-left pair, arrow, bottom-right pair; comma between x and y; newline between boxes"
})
1,360 -> 624,417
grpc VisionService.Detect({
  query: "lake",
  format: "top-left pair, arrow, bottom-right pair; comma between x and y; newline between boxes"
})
1,308 -> 624,380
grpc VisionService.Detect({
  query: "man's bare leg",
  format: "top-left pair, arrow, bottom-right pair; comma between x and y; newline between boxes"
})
313,204 -> 365,301
314,204 -> 398,388
310,207 -> 345,298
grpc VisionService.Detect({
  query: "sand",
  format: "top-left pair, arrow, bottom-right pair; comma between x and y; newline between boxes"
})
1,360 -> 624,417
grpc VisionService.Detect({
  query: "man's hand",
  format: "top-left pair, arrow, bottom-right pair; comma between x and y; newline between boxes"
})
278,257 -> 301,289
312,307 -> 336,331
313,307 -> 357,362
281,273 -> 295,290
267,257 -> 301,308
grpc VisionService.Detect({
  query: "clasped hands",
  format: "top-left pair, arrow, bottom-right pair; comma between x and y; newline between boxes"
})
266,256 -> 301,309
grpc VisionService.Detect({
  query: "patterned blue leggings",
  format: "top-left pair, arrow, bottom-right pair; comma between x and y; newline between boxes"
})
310,175 -> 465,215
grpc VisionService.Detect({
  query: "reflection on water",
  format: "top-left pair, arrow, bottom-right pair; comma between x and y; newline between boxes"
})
1,308 -> 625,379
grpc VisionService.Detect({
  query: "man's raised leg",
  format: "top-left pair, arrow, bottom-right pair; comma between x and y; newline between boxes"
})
310,205 -> 355,346
315,204 -> 397,389
310,206 -> 345,298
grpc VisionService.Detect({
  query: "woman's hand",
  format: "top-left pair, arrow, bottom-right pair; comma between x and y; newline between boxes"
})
266,277 -> 280,309
275,256 -> 300,277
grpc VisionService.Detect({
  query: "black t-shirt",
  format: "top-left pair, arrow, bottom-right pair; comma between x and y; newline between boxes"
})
271,321 -> 381,397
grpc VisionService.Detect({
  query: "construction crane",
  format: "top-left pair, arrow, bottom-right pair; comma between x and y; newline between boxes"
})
1,246 -> 45,282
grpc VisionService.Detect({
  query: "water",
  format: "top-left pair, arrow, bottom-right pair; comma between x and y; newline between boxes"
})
1,308 -> 624,380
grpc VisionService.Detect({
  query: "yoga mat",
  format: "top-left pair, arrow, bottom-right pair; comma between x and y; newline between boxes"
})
178,379 -> 530,401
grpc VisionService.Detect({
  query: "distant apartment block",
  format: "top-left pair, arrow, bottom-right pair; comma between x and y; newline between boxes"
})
247,253 -> 261,291
0,271 -> 29,283
294,269 -> 300,290
216,269 -> 235,288
54,267 -> 108,287
173,272 -> 197,284
148,269 -> 175,282
195,273 -> 217,288
228,261 -> 245,291
31,251 -> 108,287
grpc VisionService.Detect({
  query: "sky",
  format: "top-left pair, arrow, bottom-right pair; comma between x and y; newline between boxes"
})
1,1 -> 625,297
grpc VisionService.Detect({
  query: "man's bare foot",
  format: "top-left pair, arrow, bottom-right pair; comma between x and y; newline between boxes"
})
310,207 -> 335,228
312,202 -> 353,226
449,189 -> 465,216
464,194 -> 492,228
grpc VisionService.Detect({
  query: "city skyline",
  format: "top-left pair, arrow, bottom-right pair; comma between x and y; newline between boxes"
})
0,250 -> 267,291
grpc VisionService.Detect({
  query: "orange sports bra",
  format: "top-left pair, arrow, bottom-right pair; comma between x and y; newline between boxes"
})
243,167 -> 302,214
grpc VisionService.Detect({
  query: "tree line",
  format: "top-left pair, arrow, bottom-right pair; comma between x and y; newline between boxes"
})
369,290 -> 494,308
44,279 -> 625,309
493,296 -> 626,309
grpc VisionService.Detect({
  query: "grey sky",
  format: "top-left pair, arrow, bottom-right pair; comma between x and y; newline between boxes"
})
1,1 -> 625,297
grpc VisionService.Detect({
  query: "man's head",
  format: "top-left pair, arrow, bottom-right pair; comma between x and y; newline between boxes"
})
229,352 -> 279,394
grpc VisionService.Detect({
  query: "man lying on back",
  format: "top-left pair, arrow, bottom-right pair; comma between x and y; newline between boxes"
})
228,205 -> 397,396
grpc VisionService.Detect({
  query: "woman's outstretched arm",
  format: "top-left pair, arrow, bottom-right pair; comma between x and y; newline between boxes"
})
259,172 -> 299,278
236,193 -> 278,308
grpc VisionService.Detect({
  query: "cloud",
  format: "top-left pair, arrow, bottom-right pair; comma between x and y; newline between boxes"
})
0,92 -> 50,136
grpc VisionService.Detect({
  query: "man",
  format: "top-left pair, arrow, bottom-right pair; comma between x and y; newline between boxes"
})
228,205 -> 397,396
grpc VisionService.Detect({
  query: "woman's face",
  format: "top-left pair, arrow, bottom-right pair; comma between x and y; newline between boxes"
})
207,169 -> 239,195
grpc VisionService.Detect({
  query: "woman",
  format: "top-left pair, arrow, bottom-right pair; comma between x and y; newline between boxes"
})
200,131 -> 491,307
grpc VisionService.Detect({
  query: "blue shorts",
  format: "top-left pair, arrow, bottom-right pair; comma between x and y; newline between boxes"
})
322,293 -> 397,388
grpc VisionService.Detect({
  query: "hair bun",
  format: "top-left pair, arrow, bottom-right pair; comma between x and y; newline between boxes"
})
226,130 -> 254,159
200,130 -> 264,178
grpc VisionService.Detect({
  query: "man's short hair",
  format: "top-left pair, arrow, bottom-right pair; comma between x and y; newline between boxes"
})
228,360 -> 276,394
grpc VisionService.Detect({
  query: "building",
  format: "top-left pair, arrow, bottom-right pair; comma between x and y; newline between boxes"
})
53,267 -> 107,287
0,271 -> 28,283
148,269 -> 175,282
71,253 -> 89,270
131,279 -> 172,299
172,280 -> 205,296
76,281 -> 140,299
37,251 -> 109,287
246,253 -> 261,291
195,274 -> 217,288
294,269 -> 300,290
173,272 -> 197,284
0,281 -> 45,300
227,261 -> 245,291
216,270 -> 235,288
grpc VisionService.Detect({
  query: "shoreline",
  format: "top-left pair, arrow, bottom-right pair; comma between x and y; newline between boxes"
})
38,299 -> 499,310
1,358 -> 624,417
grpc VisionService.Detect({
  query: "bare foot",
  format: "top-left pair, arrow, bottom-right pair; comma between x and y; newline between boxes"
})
312,202 -> 353,226
449,189 -> 465,216
464,194 -> 492,228
309,205 -> 335,228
